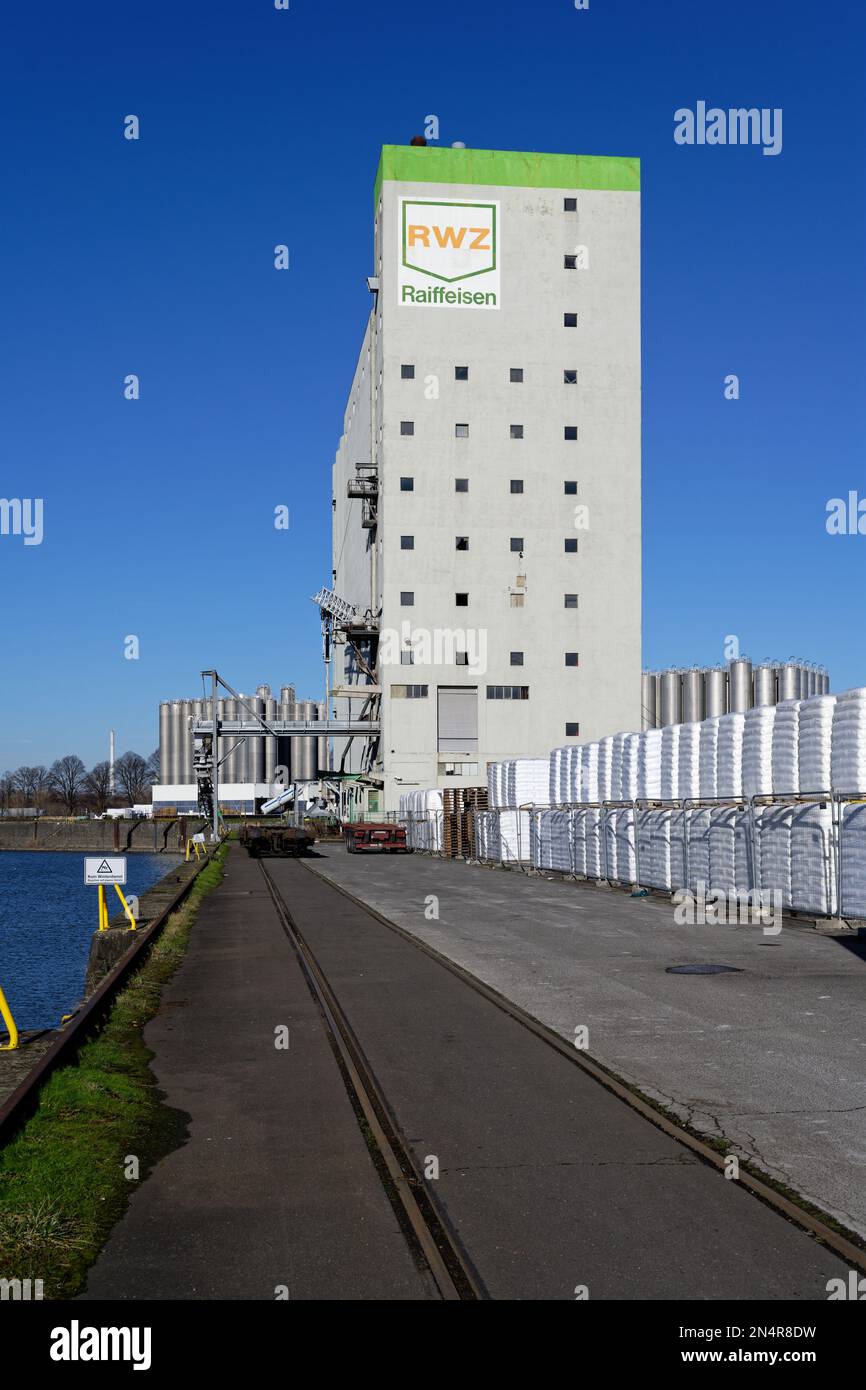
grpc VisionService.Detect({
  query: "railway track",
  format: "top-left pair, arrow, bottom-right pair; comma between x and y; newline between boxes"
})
260,854 -> 866,1291
257,859 -> 484,1300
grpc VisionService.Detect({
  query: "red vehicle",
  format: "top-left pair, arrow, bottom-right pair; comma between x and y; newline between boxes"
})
344,821 -> 410,854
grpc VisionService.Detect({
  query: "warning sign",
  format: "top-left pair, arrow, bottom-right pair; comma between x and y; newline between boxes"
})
84,856 -> 127,886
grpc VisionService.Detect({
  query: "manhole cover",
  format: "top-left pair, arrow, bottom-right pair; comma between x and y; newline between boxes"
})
666,963 -> 742,975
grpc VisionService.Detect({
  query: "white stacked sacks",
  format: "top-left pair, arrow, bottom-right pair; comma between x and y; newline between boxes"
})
610,733 -> 627,802
677,723 -> 701,802
571,808 -> 587,876
716,713 -> 746,800
840,804 -> 866,916
831,688 -> 866,796
660,724 -> 680,801
581,743 -> 600,803
585,806 -> 603,878
566,744 -> 582,804
499,811 -> 531,863
621,733 -> 641,802
643,809 -> 672,890
758,805 -> 794,908
531,809 -> 571,872
743,705 -> 775,798
772,700 -> 801,796
548,748 -> 563,807
615,807 -> 637,883
686,808 -> 712,893
669,809 -> 688,890
603,810 -> 618,881
508,758 -> 551,808
798,695 -> 836,795
791,803 -> 837,915
639,729 -> 662,801
708,807 -> 754,896
596,736 -> 615,804
699,717 -> 720,800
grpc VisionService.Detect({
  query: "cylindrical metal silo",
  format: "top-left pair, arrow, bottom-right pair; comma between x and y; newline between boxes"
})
778,663 -> 800,701
641,672 -> 657,731
256,684 -> 271,701
159,703 -> 172,786
277,699 -> 294,786
659,670 -> 683,728
682,668 -> 705,723
316,702 -> 327,780
704,666 -> 727,718
821,669 -> 830,695
171,700 -> 186,783
183,695 -> 195,783
753,665 -> 776,707
295,700 -> 317,782
280,685 -> 295,705
728,657 -> 753,713
264,697 -> 278,786
235,696 -> 251,784
248,696 -> 264,783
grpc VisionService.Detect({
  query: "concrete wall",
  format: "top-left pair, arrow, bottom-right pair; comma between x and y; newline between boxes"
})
0,818 -> 207,853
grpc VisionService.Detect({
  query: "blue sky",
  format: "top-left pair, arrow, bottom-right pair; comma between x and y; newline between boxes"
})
1,0 -> 864,770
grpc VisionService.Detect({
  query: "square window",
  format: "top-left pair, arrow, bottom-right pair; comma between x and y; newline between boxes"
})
400,420 -> 414,436
455,365 -> 469,380
510,368 -> 523,382
455,592 -> 469,607
400,650 -> 414,665
510,652 -> 524,666
400,591 -> 414,606
565,538 -> 578,553
510,424 -> 524,439
455,422 -> 469,437
565,652 -> 579,667
510,537 -> 524,552
564,254 -> 577,270
400,476 -> 414,491
401,364 -> 415,379
455,536 -> 469,551
456,652 -> 468,666
565,721 -> 580,736
455,478 -> 469,492
400,535 -> 414,550
564,426 -> 578,441
510,479 -> 524,494
564,313 -> 578,328
509,593 -> 525,608
564,593 -> 578,608
564,369 -> 577,384
564,197 -> 577,212
564,480 -> 577,495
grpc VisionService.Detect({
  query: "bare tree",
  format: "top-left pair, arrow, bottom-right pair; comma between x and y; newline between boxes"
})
49,755 -> 88,815
115,751 -> 149,806
85,761 -> 113,814
11,765 -> 43,805
146,747 -> 160,785
0,773 -> 12,816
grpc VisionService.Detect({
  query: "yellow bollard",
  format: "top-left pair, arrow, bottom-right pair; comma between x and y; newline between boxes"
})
0,984 -> 19,1051
98,883 -> 108,931
114,884 -> 137,931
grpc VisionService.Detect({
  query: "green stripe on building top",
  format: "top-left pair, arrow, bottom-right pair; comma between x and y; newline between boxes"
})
374,145 -> 640,207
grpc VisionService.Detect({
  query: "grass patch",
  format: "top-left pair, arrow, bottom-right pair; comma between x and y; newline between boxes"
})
0,845 -> 227,1299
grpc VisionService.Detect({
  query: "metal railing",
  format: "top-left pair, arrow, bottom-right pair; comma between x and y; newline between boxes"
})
445,792 -> 866,922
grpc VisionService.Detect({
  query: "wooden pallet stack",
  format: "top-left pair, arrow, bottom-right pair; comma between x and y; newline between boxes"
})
442,787 -> 489,858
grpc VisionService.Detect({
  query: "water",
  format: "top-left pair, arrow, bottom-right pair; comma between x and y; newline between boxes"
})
0,852 -> 182,1033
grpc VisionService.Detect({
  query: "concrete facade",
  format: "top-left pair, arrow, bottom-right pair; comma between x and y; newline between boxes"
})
333,146 -> 642,811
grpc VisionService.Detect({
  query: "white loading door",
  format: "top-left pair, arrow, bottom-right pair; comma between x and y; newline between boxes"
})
437,686 -> 478,753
